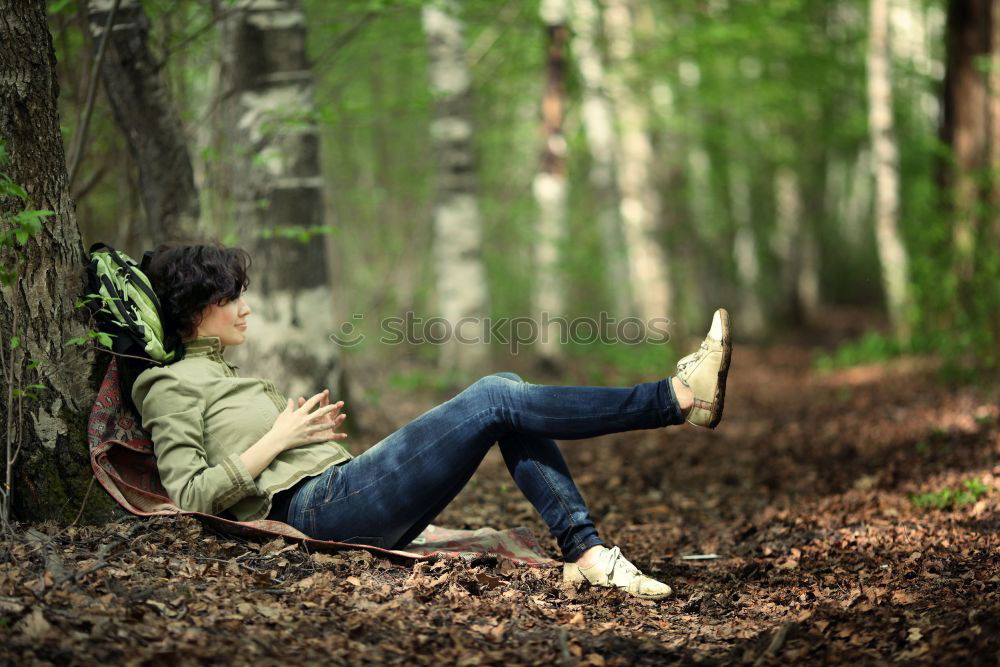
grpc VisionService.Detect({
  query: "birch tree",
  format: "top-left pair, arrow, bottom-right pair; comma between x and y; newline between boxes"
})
570,0 -> 632,318
772,166 -> 820,324
533,0 -> 570,362
728,162 -> 765,337
603,0 -> 674,324
868,0 -> 912,345
422,0 -> 490,373
219,0 -> 345,402
0,0 -> 116,523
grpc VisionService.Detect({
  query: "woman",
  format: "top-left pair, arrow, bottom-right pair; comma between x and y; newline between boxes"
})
134,242 -> 732,600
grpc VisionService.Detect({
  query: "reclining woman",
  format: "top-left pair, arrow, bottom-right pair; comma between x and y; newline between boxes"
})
134,242 -> 733,600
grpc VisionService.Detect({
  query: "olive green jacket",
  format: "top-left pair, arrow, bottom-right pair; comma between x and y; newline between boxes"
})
131,336 -> 351,521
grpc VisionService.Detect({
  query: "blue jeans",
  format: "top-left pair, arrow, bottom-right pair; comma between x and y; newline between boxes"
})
285,372 -> 686,562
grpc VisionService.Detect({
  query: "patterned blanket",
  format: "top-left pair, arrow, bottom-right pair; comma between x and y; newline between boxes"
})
87,357 -> 556,566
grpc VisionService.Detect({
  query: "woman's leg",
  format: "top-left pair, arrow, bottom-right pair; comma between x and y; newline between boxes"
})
388,372 -> 607,561
285,371 -> 685,557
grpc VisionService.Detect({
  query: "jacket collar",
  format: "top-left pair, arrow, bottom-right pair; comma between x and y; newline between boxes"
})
183,336 -> 226,357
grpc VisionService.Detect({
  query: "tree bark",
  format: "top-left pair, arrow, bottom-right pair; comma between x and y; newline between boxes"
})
772,166 -> 808,323
0,0 -> 117,524
603,0 -> 674,323
422,0 -> 490,373
86,0 -> 202,242
570,0 -> 633,318
219,0 -> 345,403
990,0 -> 1000,344
868,0 -> 912,346
533,0 -> 570,364
942,0 -> 990,284
833,148 -> 873,249
727,162 -> 766,338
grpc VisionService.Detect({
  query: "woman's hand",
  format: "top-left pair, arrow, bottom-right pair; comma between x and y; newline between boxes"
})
296,389 -> 348,443
268,390 -> 347,452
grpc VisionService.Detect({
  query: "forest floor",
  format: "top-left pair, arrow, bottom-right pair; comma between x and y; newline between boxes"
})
2,326 -> 1000,665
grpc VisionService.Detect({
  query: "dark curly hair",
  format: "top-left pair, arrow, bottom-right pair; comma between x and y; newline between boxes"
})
145,241 -> 252,346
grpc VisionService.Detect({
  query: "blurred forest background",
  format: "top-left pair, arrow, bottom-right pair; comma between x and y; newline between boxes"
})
50,0 -> 1000,388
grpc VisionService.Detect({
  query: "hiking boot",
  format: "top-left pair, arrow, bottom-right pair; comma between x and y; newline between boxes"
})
675,308 -> 732,429
563,546 -> 673,600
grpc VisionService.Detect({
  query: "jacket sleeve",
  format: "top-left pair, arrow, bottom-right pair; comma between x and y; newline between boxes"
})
131,365 -> 258,515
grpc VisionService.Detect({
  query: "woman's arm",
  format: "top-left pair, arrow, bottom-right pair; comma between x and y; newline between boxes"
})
238,430 -> 284,478
240,391 -> 347,478
133,366 -> 258,515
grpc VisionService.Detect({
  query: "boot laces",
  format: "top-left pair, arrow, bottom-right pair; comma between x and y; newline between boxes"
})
604,546 -> 640,580
677,340 -> 710,374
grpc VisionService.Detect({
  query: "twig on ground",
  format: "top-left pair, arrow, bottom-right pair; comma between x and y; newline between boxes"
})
754,621 -> 796,666
70,476 -> 96,527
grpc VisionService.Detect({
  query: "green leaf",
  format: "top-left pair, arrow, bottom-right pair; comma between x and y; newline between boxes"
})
0,177 -> 27,200
10,336 -> 19,350
96,332 -> 114,348
63,335 -> 87,347
48,0 -> 74,15
13,209 -> 54,235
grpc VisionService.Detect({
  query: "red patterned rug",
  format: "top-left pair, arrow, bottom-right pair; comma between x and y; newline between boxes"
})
87,357 -> 556,566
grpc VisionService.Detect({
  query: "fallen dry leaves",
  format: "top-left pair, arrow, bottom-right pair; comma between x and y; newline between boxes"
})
2,340 -> 999,665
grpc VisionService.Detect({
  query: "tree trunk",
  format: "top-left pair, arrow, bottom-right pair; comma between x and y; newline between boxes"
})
219,0 -> 345,403
86,0 -> 202,242
422,0 -> 490,373
868,0 -> 912,346
569,0 -> 633,318
727,162 -> 766,338
990,0 -> 1000,345
798,209 -> 822,325
833,148 -> 873,249
942,0 -> 990,284
603,0 -> 674,323
772,166 -> 805,323
0,0 -> 117,524
533,0 -> 570,364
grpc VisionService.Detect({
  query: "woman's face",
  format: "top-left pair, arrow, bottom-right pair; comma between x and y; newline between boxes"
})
188,292 -> 251,346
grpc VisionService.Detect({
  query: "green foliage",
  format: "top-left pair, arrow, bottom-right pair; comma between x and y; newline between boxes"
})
64,330 -> 116,350
909,478 -> 990,511
47,0 -> 74,15
566,340 -> 676,386
813,332 -> 902,372
49,0 -> 998,383
388,366 -> 465,394
256,224 -> 338,244
11,383 -> 47,401
0,139 -> 53,285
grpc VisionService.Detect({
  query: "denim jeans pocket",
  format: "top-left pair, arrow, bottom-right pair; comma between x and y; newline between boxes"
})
319,464 -> 343,505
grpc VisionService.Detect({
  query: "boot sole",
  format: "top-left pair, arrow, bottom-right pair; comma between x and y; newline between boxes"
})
707,308 -> 732,429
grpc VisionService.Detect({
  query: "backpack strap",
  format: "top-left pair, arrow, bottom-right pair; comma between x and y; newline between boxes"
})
139,249 -> 155,272
98,273 -> 148,340
103,246 -> 164,316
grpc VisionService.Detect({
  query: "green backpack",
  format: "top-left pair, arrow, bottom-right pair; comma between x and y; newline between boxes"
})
85,242 -> 180,414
